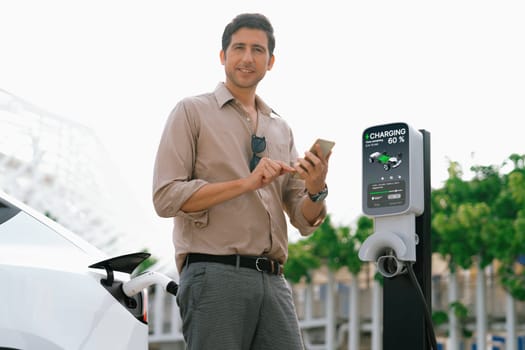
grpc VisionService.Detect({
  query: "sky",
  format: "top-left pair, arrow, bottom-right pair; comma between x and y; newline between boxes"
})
1,1 -> 524,259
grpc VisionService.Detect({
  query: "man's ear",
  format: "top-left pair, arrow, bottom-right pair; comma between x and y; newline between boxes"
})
267,54 -> 275,71
220,50 -> 226,65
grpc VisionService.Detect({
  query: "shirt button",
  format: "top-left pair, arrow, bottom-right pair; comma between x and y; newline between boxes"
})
195,222 -> 203,228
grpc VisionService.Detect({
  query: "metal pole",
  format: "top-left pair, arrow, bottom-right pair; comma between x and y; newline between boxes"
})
383,129 -> 431,350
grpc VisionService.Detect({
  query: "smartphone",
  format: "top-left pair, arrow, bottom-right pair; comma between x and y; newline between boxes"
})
294,138 -> 335,177
309,138 -> 335,158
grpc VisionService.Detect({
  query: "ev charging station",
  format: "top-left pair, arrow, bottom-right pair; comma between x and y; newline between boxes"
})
358,122 -> 434,350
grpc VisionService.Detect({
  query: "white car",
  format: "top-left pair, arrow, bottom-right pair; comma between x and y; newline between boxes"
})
0,190 -> 176,350
369,151 -> 403,171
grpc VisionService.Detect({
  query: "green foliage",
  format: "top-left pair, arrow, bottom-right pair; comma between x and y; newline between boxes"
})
431,153 -> 525,300
449,301 -> 468,319
285,238 -> 320,283
498,263 -> 525,301
432,202 -> 492,269
509,170 -> 525,206
44,210 -> 58,222
344,216 -> 373,275
285,214 -> 373,283
449,301 -> 473,338
432,310 -> 448,327
307,215 -> 343,271
508,153 -> 525,170
432,301 -> 472,338
135,248 -> 158,274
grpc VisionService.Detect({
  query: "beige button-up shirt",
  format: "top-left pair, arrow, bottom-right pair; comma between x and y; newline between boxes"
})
153,83 -> 326,272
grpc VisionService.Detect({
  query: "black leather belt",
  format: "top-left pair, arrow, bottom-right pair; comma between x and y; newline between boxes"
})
186,253 -> 283,275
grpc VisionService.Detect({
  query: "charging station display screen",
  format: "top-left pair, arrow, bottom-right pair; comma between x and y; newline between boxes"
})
367,181 -> 405,208
363,122 -> 411,216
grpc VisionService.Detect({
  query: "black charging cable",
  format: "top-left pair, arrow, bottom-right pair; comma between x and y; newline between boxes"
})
406,263 -> 438,350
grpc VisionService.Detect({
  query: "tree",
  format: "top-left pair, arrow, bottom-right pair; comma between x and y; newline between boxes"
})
286,214 -> 373,350
285,236 -> 320,284
431,160 -> 501,349
431,154 -> 525,349
496,154 -> 525,300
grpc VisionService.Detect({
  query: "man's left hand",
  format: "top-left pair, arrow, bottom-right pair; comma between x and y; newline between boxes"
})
294,143 -> 331,193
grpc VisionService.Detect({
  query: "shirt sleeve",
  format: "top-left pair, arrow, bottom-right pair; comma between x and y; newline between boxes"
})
152,100 -> 208,218
285,178 -> 327,236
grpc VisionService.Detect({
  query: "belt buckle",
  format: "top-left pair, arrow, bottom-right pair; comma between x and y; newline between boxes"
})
255,257 -> 268,272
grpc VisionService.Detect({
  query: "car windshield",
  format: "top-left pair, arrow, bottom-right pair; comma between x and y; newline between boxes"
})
0,200 -> 19,224
0,212 -> 81,250
0,198 -> 85,250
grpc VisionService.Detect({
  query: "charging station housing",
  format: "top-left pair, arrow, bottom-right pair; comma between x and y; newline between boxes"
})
359,122 -> 425,273
362,122 -> 424,217
358,123 -> 434,350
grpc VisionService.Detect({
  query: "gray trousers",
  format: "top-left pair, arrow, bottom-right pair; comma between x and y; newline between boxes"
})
176,261 -> 305,350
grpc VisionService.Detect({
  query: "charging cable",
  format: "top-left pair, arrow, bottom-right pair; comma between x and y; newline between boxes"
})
406,263 -> 438,350
122,271 -> 178,297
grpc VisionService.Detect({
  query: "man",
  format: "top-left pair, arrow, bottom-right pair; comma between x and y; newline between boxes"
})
153,13 -> 331,350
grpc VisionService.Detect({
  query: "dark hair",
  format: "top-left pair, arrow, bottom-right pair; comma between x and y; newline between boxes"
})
222,13 -> 275,56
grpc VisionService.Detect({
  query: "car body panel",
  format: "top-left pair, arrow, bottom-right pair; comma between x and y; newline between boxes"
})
0,191 -> 148,350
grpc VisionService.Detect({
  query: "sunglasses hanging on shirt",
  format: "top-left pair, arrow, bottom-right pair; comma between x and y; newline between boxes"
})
249,135 -> 266,172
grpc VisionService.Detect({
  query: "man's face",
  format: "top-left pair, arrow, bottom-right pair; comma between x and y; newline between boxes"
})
220,28 -> 274,90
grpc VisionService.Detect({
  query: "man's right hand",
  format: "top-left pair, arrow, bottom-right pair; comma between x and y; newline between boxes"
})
248,157 -> 295,189
181,157 -> 295,213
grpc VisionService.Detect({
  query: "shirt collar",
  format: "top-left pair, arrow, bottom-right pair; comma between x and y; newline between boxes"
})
213,82 -> 279,119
